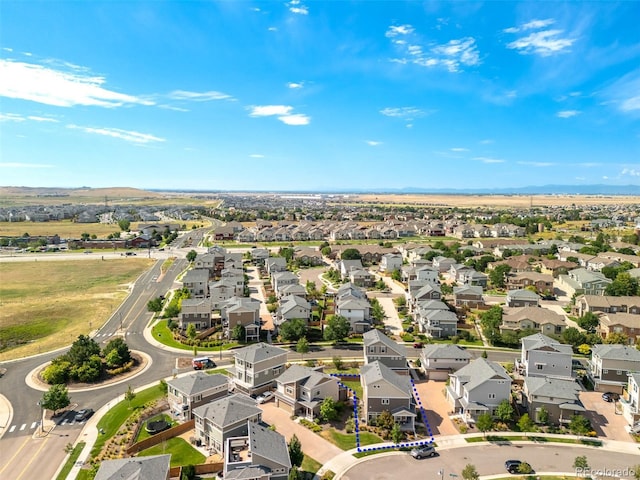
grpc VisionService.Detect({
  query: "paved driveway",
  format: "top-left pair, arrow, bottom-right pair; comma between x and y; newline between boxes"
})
579,391 -> 633,441
259,402 -> 343,463
412,380 -> 458,437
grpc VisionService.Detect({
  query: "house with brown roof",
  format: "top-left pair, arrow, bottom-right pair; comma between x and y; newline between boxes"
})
598,313 -> 640,344
506,271 -> 554,293
575,295 -> 640,317
500,306 -> 566,336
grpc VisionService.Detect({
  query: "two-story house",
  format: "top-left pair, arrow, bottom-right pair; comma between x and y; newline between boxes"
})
379,253 -> 403,273
167,372 -> 229,420
522,377 -> 584,425
179,298 -> 213,331
506,271 -> 554,293
621,372 -> 640,427
589,344 -> 640,393
500,307 -> 566,337
598,313 -> 640,344
361,361 -> 416,432
575,295 -> 640,317
182,268 -> 210,298
518,333 -> 573,380
335,296 -> 371,333
446,358 -> 512,422
363,330 -> 408,375
232,343 -> 288,396
221,296 -> 262,342
193,394 -> 262,454
556,268 -> 612,297
275,295 -> 311,328
453,285 -> 484,308
506,289 -> 540,308
224,423 -> 291,480
417,309 -> 458,338
273,365 -> 341,419
420,344 -> 472,381
271,272 -> 299,296
95,455 -> 170,480
266,257 -> 288,275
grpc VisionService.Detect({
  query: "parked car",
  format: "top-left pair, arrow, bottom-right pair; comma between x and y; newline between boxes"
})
256,391 -> 274,404
505,460 -> 522,474
75,408 -> 94,422
602,392 -> 620,402
410,444 -> 437,459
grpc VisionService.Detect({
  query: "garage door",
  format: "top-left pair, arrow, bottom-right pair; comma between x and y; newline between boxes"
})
427,370 -> 450,381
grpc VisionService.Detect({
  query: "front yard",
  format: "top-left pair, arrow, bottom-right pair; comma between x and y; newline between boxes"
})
137,436 -> 206,467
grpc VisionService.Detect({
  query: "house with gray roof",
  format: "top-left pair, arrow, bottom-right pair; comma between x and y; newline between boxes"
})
417,309 -> 458,338
271,271 -> 299,295
379,253 -> 403,273
266,257 -> 287,275
179,297 -> 213,331
446,358 -> 512,422
519,333 -> 573,380
363,330 -> 408,374
522,377 -> 584,426
335,296 -> 371,333
232,343 -> 288,395
420,344 -> 472,381
95,454 -> 170,480
361,361 -> 416,431
621,372 -> 640,426
224,422 -> 291,480
453,285 -> 484,308
589,344 -> 640,393
506,289 -> 540,308
273,365 -> 341,419
182,268 -> 210,298
278,283 -> 307,299
167,372 -> 229,420
221,296 -> 262,342
193,393 -> 262,454
210,279 -> 237,310
275,295 -> 311,327
556,268 -> 612,297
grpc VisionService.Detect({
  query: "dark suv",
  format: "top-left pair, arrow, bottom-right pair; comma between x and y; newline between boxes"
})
505,460 -> 522,474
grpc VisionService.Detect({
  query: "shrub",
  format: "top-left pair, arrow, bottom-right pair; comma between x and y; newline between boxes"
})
299,418 -> 322,433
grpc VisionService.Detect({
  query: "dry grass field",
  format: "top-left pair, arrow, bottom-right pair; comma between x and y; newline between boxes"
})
0,258 -> 154,361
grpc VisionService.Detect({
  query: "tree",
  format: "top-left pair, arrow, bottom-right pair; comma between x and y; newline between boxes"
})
341,248 -> 362,260
72,354 -> 102,382
319,397 -> 339,422
186,250 -> 197,262
537,405 -> 549,425
604,332 -> 629,344
332,356 -> 344,370
288,434 -> 303,467
391,422 -> 402,444
41,384 -> 70,414
376,410 -> 395,431
462,464 -> 479,480
279,318 -> 308,342
321,246 -> 332,256
66,335 -> 101,367
495,399 -> 514,423
569,414 -> 591,436
147,297 -> 163,313
476,413 -> 493,436
323,315 -> 351,342
517,413 -> 534,433
81,233 -> 90,241
186,323 -> 197,341
102,337 -> 131,367
288,467 -> 303,480
296,336 -> 309,360
562,327 -> 586,349
577,343 -> 591,355
573,455 -> 589,470
125,384 -> 136,409
488,264 -> 511,289
181,464 -> 196,480
605,272 -> 639,296
231,324 -> 245,342
117,219 -> 131,231
517,463 -> 533,474
577,312 -> 600,333
42,359 -> 71,384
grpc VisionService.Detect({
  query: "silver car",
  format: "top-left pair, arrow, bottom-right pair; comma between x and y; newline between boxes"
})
410,444 -> 437,459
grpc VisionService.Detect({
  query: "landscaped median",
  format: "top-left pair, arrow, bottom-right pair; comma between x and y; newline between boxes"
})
465,433 -> 603,447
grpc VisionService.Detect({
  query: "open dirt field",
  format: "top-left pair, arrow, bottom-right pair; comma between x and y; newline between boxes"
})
349,194 -> 640,208
0,258 -> 154,361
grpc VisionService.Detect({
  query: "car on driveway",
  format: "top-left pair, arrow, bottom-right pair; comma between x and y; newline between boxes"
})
602,392 -> 620,402
410,444 -> 437,459
256,392 -> 274,404
75,408 -> 94,422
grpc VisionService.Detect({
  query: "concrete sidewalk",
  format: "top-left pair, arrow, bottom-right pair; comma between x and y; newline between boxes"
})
0,394 -> 13,441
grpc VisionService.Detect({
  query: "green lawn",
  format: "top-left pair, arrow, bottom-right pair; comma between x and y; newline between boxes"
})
322,428 -> 383,450
135,414 -> 174,442
55,442 -> 86,480
138,436 -> 206,466
91,383 -> 167,458
301,455 -> 323,475
151,320 -> 239,352
340,380 -> 363,400
465,435 -> 602,447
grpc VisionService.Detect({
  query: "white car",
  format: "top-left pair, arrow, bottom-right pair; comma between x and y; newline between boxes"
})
256,392 -> 274,404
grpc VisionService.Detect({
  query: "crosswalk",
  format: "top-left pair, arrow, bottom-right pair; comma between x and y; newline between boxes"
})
7,422 -> 39,433
4,418 -> 86,434
94,332 -> 141,338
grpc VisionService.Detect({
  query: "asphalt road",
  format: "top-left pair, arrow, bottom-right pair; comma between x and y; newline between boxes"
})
341,444 -> 639,480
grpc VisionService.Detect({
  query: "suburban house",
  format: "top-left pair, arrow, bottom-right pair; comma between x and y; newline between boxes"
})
293,247 -> 324,266
224,423 -> 291,480
518,333 -> 573,380
380,253 -> 403,273
271,272 -> 299,296
349,268 -> 375,288
621,372 -> 640,427
420,344 -> 472,381
500,307 -> 566,336
556,268 -> 612,297
415,266 -> 440,284
266,257 -> 288,275
167,372 -> 229,420
209,280 -> 237,310
193,394 -> 262,454
361,361 -> 416,431
250,248 -> 270,265
417,309 -> 458,338
453,285 -> 484,308
588,344 -> 640,393
182,268 -> 210,298
94,455 -> 171,480
432,256 -> 457,273
411,284 -> 442,309
179,298 -> 213,331
221,297 -> 262,342
598,313 -> 640,344
506,289 -> 540,308
506,272 -> 554,293
339,259 -> 365,280
275,295 -> 311,327
273,365 -> 341,419
446,358 -> 512,422
232,343 -> 288,396
278,283 -> 307,299
335,295 -> 371,333
458,269 -> 488,287
363,330 -> 408,374
522,377 -> 585,425
575,295 -> 640,317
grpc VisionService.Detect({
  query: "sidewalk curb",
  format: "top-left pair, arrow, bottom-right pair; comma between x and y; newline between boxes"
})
0,394 -> 14,441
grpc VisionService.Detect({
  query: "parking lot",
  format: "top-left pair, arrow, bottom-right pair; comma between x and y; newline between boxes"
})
412,380 -> 458,436
579,391 -> 633,441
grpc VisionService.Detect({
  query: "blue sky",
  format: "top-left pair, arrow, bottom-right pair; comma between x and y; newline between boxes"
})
1,1 -> 639,191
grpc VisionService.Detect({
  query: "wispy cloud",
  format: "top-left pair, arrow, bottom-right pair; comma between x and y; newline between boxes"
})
268,27 -> 278,32
380,106 -> 433,121
505,19 -> 575,56
451,147 -> 469,152
473,156 -> 505,164
556,110 -> 581,118
386,24 -> 480,73
621,168 -> 640,177
28,115 -> 59,122
0,162 -> 53,168
158,104 -> 189,112
366,140 -> 383,146
480,139 -> 494,145
1,112 -> 60,123
67,124 -> 165,144
601,69 -> 640,114
287,82 -> 304,89
249,154 -> 264,158
248,105 -> 310,125
0,59 -> 154,108
168,90 -> 235,102
517,161 -> 555,167
288,0 -> 308,15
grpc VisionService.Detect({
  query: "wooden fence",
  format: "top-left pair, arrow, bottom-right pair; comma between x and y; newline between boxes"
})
169,462 -> 223,478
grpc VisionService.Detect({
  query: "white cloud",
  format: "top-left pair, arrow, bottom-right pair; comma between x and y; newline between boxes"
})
621,96 -> 640,112
268,27 -> 278,32
249,105 -> 293,117
249,154 -> 264,158
287,82 -> 304,89
67,124 -> 165,144
3,47 -> 13,52
517,161 -> 555,167
27,115 -> 59,122
385,24 -> 414,38
480,139 -> 494,144
504,18 -> 555,33
0,162 -> 53,168
473,156 -> 505,164
0,59 -> 154,108
288,0 -> 308,15
621,168 -> 640,177
506,29 -> 575,56
0,113 -> 26,122
556,110 -> 581,118
278,114 -> 310,126
168,90 -> 234,101
451,147 -> 469,152
602,176 -> 609,180
366,140 -> 383,146
601,69 -> 640,114
158,104 -> 189,112
380,106 -> 433,120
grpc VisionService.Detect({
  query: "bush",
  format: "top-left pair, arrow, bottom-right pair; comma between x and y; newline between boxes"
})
299,418 -> 322,433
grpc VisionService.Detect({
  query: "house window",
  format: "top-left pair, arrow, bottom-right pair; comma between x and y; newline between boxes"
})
617,370 -> 622,375
488,393 -> 496,399
381,398 -> 390,405
603,369 -> 609,374
273,366 -> 282,375
536,364 -> 543,370
285,386 -> 294,395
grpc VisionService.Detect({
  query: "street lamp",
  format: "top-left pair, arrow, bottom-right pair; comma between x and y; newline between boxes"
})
438,469 -> 444,480
36,400 -> 43,435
